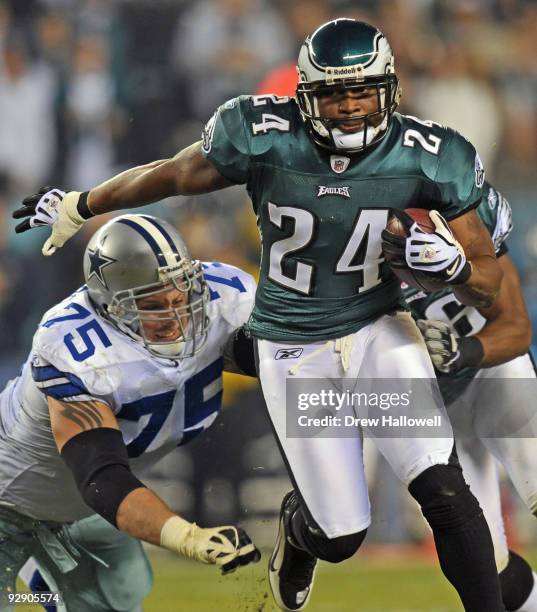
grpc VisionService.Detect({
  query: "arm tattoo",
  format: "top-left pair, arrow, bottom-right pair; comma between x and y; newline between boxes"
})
58,400 -> 105,430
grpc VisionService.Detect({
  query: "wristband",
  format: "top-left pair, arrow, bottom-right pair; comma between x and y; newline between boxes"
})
457,336 -> 485,369
76,191 -> 95,220
448,261 -> 472,285
160,515 -> 195,553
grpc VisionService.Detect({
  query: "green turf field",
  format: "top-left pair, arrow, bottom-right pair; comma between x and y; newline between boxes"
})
144,549 -> 462,612
16,548 -> 537,611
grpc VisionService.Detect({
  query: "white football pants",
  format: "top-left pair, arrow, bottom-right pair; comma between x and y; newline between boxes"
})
450,353 -> 537,571
257,311 -> 454,538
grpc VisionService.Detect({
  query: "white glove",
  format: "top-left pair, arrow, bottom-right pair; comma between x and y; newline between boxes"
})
13,187 -> 88,256
160,515 -> 261,574
405,210 -> 471,284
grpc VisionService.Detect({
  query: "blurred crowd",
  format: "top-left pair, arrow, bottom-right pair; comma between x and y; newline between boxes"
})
1,0 -> 537,363
0,0 -> 536,545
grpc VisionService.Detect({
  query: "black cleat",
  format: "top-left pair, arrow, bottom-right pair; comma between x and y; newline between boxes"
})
269,491 -> 318,611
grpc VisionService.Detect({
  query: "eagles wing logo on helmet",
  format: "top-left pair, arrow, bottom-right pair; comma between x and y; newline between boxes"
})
487,186 -> 498,210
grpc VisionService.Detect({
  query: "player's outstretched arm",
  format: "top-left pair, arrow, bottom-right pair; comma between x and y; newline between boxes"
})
448,209 -> 503,308
48,396 -> 260,573
88,141 -> 234,214
419,254 -> 531,373
13,142 -> 234,255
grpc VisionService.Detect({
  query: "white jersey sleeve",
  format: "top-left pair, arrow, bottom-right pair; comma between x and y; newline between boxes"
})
202,261 -> 256,328
202,261 -> 257,374
31,289 -> 122,408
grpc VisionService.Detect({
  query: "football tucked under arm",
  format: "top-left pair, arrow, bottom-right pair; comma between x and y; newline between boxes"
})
382,208 -> 471,291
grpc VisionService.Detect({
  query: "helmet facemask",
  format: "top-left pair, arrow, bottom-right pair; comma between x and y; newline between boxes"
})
107,259 -> 209,360
296,74 -> 400,154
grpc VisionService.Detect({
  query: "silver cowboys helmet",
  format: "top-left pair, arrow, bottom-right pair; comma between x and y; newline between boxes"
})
83,214 -> 209,360
296,18 -> 401,153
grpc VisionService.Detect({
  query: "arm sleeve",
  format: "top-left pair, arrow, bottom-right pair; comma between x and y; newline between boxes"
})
476,183 -> 513,255
497,243 -> 509,257
491,192 -> 513,254
433,131 -> 485,220
201,97 -> 251,184
223,327 -> 256,377
61,428 -> 145,527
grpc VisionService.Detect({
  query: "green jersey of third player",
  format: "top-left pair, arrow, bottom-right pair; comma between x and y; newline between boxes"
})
202,95 -> 485,342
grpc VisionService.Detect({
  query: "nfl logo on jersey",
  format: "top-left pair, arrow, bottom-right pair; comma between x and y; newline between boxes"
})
330,155 -> 350,174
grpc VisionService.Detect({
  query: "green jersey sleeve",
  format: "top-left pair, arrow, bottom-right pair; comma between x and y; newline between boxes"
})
201,97 -> 251,184
434,129 -> 485,220
477,183 -> 513,256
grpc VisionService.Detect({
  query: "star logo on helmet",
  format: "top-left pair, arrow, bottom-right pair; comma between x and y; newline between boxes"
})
87,246 -> 117,289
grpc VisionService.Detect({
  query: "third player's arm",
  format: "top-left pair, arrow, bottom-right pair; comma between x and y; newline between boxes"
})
474,254 -> 532,366
87,142 -> 234,214
48,396 -> 175,544
448,209 -> 503,308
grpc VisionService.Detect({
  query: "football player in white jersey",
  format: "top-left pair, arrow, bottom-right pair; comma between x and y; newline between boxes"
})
0,214 -> 260,611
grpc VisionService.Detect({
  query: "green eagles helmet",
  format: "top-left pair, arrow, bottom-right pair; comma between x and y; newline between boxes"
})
296,18 -> 401,153
83,214 -> 209,360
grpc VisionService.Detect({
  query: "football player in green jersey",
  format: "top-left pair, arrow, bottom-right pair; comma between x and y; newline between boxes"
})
15,18 -> 507,612
405,184 -> 537,612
